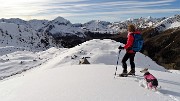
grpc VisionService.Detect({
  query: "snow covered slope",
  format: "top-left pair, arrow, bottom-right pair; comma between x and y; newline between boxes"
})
0,22 -> 62,51
40,17 -> 85,38
109,16 -> 165,33
28,19 -> 48,31
0,39 -> 180,101
0,22 -> 43,49
0,18 -> 28,27
0,18 -> 48,31
0,47 -> 67,80
83,20 -> 114,34
154,14 -> 180,32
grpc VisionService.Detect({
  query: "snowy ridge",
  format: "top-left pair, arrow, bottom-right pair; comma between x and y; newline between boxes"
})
0,39 -> 180,101
154,14 -> 180,32
0,18 -> 28,27
0,22 -> 53,50
53,16 -> 71,25
40,16 -> 85,37
0,18 -> 48,31
108,17 -> 164,34
82,20 -> 114,34
28,19 -> 48,31
50,39 -> 166,72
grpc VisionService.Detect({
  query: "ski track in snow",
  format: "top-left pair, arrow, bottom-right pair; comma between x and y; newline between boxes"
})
134,76 -> 180,101
114,75 -> 180,101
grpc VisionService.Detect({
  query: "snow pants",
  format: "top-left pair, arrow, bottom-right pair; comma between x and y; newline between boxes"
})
121,52 -> 136,71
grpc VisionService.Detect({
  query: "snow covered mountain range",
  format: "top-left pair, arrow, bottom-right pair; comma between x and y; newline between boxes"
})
1,14 -> 179,35
0,14 -> 179,49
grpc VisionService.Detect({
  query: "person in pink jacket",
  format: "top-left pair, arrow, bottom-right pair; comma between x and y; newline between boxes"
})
118,24 -> 141,75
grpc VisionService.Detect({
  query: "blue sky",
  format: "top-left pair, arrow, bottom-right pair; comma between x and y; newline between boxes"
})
0,0 -> 179,23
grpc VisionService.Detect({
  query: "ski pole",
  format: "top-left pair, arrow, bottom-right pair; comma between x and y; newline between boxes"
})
114,49 -> 121,78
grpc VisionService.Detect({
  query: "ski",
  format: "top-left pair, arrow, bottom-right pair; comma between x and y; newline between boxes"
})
115,74 -> 138,77
119,74 -> 128,77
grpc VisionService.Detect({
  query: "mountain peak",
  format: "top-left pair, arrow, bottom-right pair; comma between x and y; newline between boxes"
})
154,14 -> 180,31
147,16 -> 152,19
53,16 -> 71,24
127,18 -> 133,21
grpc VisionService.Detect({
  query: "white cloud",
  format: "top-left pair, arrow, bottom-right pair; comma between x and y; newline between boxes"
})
48,8 -> 180,17
48,0 -> 176,9
0,0 -> 85,19
0,0 -> 179,21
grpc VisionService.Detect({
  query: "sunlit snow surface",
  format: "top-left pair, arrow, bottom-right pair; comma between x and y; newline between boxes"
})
0,39 -> 180,101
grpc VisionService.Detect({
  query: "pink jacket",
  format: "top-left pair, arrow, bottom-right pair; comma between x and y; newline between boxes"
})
144,72 -> 156,82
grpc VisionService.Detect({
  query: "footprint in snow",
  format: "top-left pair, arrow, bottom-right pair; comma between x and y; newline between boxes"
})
169,95 -> 179,101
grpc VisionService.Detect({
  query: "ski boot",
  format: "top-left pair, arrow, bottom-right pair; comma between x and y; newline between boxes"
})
119,70 -> 128,77
127,69 -> 135,76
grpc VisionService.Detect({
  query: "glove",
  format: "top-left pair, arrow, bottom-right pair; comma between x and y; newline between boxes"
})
118,46 -> 124,49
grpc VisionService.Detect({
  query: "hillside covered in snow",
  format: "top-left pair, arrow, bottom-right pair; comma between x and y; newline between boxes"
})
0,39 -> 180,101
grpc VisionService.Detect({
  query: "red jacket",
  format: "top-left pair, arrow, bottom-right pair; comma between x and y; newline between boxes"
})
124,31 -> 141,53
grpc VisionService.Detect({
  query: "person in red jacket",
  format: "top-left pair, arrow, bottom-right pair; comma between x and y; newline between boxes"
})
118,24 -> 141,75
